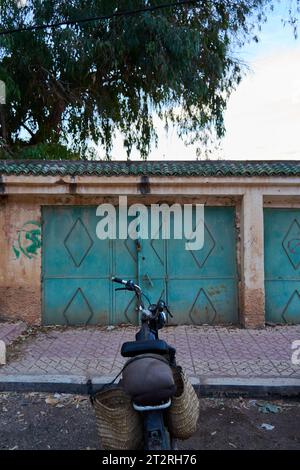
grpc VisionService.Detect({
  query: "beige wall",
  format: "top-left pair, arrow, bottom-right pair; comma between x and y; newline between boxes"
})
0,197 -> 41,324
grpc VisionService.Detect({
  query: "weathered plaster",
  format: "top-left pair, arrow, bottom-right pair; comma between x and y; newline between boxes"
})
241,190 -> 265,328
6,194 -> 240,206
3,175 -> 300,197
0,198 -> 41,324
0,287 -> 41,324
264,195 -> 300,208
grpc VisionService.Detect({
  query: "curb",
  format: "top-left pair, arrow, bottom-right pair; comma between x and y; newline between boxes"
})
194,376 -> 300,398
0,374 -> 300,397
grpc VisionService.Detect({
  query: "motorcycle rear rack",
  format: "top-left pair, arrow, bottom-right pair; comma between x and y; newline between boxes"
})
132,399 -> 171,412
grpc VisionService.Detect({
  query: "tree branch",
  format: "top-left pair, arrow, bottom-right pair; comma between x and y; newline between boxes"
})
21,121 -> 35,138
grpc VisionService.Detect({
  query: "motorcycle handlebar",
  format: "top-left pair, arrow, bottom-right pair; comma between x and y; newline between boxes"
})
111,275 -> 172,317
111,277 -> 127,285
111,277 -> 141,292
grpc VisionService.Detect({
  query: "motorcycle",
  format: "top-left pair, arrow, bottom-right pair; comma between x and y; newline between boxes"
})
111,276 -> 177,450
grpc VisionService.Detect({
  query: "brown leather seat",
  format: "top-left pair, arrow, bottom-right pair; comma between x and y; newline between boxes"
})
121,353 -> 176,406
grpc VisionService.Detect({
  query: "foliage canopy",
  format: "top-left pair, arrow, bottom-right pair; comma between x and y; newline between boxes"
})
0,0 -> 299,159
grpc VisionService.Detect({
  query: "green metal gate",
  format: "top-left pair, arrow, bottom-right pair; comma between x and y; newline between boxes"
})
264,208 -> 300,324
42,206 -> 238,325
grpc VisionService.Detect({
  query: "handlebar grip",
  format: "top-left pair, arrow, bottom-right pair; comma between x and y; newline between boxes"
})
111,277 -> 127,285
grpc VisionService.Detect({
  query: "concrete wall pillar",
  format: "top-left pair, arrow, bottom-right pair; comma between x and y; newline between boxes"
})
240,189 -> 265,328
0,198 -> 6,288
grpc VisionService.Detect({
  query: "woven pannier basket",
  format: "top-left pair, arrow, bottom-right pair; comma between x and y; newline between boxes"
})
92,386 -> 143,450
167,366 -> 199,440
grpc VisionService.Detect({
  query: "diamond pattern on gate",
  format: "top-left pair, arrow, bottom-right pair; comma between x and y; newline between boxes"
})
189,288 -> 217,324
151,221 -> 164,265
282,219 -> 300,270
64,218 -> 93,267
190,223 -> 216,269
63,288 -> 94,325
282,290 -> 300,323
124,223 -> 138,261
123,295 -> 137,324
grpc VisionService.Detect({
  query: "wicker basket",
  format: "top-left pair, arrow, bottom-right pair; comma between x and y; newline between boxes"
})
167,366 -> 199,440
92,386 -> 143,450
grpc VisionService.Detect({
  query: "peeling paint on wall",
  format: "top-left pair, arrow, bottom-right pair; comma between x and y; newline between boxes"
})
12,221 -> 41,260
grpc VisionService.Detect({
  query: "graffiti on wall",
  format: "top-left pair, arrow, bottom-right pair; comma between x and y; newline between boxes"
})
12,221 -> 41,259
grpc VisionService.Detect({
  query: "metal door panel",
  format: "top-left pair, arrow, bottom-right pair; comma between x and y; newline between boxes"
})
43,278 -> 110,325
113,211 -> 138,324
167,207 -> 237,278
42,205 -> 238,325
168,279 -> 238,325
264,209 -> 300,324
43,206 -> 110,277
167,207 -> 238,324
43,206 -> 111,325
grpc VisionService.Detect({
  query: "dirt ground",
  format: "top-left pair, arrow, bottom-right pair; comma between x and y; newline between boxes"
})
0,392 -> 299,450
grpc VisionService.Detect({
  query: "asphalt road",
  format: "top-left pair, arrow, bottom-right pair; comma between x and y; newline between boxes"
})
0,392 -> 300,450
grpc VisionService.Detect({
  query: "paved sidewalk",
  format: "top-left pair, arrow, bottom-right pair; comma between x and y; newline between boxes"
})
0,323 -> 300,379
0,322 -> 27,346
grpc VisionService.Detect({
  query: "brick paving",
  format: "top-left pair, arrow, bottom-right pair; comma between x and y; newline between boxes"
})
0,322 -> 27,346
0,324 -> 300,379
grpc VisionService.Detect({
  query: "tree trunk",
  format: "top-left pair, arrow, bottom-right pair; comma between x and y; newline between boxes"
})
29,103 -> 65,146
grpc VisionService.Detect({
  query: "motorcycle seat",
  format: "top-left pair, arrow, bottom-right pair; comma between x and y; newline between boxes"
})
121,339 -> 170,358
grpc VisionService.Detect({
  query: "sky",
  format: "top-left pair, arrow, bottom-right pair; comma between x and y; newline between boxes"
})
107,3 -> 300,161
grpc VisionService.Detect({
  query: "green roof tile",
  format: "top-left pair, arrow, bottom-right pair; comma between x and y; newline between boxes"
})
0,160 -> 300,177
